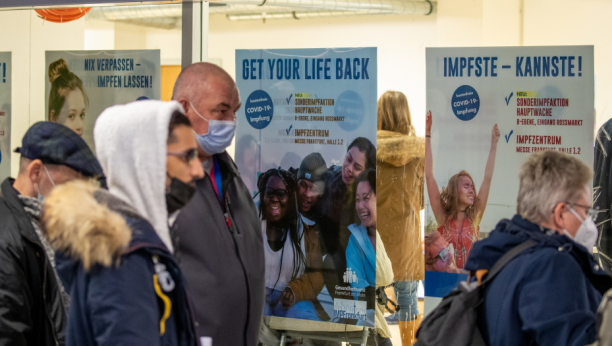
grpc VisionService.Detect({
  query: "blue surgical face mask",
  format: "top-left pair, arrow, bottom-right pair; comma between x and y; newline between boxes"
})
37,165 -> 56,202
190,101 -> 237,155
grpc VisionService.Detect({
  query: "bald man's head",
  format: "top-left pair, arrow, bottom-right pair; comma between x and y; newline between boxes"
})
172,62 -> 235,103
172,63 -> 241,158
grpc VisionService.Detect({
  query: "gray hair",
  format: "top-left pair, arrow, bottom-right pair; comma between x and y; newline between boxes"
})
517,150 -> 592,224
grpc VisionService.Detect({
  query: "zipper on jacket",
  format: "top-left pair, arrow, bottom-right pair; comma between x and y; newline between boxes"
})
225,195 -> 252,346
35,240 -> 60,346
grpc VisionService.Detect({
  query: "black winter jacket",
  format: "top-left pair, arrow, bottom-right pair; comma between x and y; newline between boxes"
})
175,152 -> 265,346
0,178 -> 65,346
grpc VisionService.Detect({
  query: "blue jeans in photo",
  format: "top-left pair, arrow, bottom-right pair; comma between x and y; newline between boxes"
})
393,281 -> 419,321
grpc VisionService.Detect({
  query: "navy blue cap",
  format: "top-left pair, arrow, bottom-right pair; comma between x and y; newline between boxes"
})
14,122 -> 103,178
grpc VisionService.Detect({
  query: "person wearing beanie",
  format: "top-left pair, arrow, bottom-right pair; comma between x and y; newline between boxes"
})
297,152 -> 328,224
277,152 -> 337,323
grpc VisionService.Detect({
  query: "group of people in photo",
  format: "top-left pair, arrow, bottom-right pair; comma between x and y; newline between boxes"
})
1,58 -> 612,346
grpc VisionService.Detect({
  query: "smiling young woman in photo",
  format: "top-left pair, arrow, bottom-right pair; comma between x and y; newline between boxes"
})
48,58 -> 88,137
257,168 -> 324,321
425,111 -> 500,269
345,168 -> 394,345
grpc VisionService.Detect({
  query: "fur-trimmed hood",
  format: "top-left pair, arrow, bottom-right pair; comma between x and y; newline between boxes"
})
377,130 -> 425,167
42,180 -> 137,270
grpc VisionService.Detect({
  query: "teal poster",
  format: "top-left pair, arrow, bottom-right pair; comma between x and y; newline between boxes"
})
236,48 -> 378,325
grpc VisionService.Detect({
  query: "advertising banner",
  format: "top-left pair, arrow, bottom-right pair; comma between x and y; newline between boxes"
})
424,46 -> 594,311
0,52 -> 10,182
235,48 -> 378,325
45,50 -> 160,150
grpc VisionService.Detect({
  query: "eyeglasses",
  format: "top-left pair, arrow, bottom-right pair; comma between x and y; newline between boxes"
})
264,187 -> 288,199
569,203 -> 599,220
167,149 -> 199,165
437,243 -> 454,262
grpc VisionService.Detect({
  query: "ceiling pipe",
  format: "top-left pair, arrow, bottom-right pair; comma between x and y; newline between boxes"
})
112,17 -> 182,29
227,9 -> 395,21
87,0 -> 435,22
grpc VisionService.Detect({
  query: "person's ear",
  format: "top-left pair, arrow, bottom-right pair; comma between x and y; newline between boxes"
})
178,99 -> 190,114
49,110 -> 56,122
552,203 -> 569,230
28,159 -> 43,185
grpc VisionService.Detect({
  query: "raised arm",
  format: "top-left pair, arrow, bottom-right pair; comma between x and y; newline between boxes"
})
425,111 -> 445,226
477,124 -> 500,218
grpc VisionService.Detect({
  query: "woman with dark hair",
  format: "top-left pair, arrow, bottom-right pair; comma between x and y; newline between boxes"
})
322,137 -> 377,253
308,137 -> 377,326
48,58 -> 88,137
345,169 -> 393,345
426,111 -> 500,269
257,168 -> 323,321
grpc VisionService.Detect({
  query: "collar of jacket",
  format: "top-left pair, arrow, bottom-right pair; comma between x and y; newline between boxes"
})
1,178 -> 44,247
42,180 -> 172,271
214,151 -> 241,178
376,130 -> 425,167
466,214 -> 612,294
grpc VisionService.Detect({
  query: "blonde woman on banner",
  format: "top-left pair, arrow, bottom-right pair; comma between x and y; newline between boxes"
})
376,91 -> 425,345
425,111 -> 500,269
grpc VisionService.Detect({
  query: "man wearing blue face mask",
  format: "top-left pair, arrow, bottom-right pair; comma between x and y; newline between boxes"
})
0,121 -> 104,345
171,62 -> 265,346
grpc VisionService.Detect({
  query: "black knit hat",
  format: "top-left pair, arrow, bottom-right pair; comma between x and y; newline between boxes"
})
297,152 -> 327,190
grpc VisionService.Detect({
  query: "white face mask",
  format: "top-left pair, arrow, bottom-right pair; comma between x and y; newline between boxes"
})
190,101 -> 237,155
36,165 -> 56,202
563,207 -> 598,253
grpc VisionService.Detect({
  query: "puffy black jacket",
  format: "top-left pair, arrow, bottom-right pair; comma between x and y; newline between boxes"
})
175,152 -> 265,346
0,178 -> 65,346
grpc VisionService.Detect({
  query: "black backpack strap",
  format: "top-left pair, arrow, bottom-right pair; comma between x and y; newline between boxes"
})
481,240 -> 537,286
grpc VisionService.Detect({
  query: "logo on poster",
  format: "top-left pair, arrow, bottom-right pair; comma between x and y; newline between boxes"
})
245,90 -> 274,130
343,268 -> 358,284
451,85 -> 480,121
334,298 -> 367,320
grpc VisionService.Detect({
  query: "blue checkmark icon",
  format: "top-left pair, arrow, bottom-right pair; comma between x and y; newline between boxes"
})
505,130 -> 514,143
286,125 -> 293,135
505,92 -> 513,106
286,94 -> 293,105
